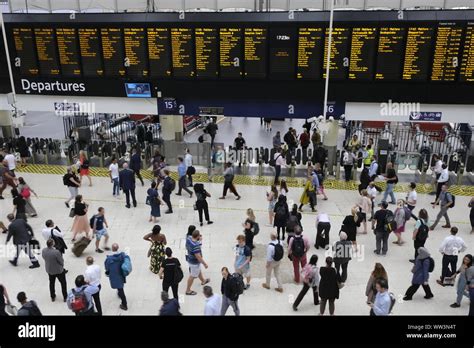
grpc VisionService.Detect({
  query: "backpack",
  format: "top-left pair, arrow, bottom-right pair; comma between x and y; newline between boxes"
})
388,292 -> 396,314
291,236 -> 305,258
89,215 -> 97,229
252,222 -> 260,236
70,287 -> 89,313
198,134 -> 204,143
173,262 -> 184,285
383,210 -> 397,233
428,257 -> 435,273
416,220 -> 429,242
271,241 -> 284,261
121,255 -> 132,277
63,174 -> 70,186
403,206 -> 412,222
20,186 -> 31,199
286,214 -> 299,231
167,177 -> 176,192
270,153 -> 281,167
275,204 -> 287,219
448,193 -> 455,208
231,273 -> 245,296
24,301 -> 42,316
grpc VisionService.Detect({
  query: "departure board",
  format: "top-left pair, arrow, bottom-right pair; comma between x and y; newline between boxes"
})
124,28 -> 148,78
402,27 -> 434,81
460,24 -> 474,82
195,28 -> 218,78
78,28 -> 103,77
269,27 -> 296,79
34,28 -> 60,76
322,27 -> 350,79
297,27 -> 324,79
56,28 -> 81,77
431,24 -> 463,81
375,27 -> 406,80
171,28 -> 195,78
349,27 -> 377,80
219,28 -> 243,78
147,28 -> 171,78
244,28 -> 267,78
13,28 -> 39,76
101,28 -> 126,77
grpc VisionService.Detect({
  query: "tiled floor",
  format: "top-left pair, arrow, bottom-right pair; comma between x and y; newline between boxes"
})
1,172 -> 472,315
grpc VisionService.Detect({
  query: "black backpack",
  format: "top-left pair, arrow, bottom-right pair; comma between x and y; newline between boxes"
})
275,204 -> 286,219
252,222 -> 260,236
173,261 -> 184,285
291,236 -> 305,258
286,215 -> 299,231
383,210 -> 397,233
63,174 -> 70,186
416,220 -> 429,242
428,257 -> 435,273
271,241 -> 284,261
198,134 -> 204,143
165,177 -> 176,192
231,273 -> 245,297
89,215 -> 97,229
448,193 -> 455,208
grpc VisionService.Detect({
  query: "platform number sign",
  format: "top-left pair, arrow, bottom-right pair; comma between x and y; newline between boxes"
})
158,97 -> 178,115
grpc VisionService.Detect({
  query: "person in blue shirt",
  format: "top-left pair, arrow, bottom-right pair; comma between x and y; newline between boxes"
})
370,278 -> 391,316
185,230 -> 209,296
159,291 -> 181,316
311,170 -> 320,208
176,157 -> 193,198
66,275 -> 99,316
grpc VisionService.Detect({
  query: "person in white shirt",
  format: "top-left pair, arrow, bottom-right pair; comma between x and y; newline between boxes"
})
437,227 -> 467,287
4,151 -> 16,174
431,155 -> 443,193
366,182 -> 378,219
108,157 -> 120,197
274,148 -> 286,185
405,182 -> 417,220
203,286 -> 221,316
184,149 -> 194,187
41,219 -> 65,241
84,256 -> 102,315
262,233 -> 283,292
433,163 -> 449,203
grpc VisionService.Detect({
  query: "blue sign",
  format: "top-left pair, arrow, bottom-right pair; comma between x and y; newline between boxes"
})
158,97 -> 178,115
409,111 -> 442,121
124,83 -> 152,98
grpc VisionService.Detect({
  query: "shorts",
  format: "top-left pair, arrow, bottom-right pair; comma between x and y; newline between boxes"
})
188,263 -> 201,278
268,201 -> 276,212
360,212 -> 367,222
95,228 -> 108,240
236,264 -> 251,278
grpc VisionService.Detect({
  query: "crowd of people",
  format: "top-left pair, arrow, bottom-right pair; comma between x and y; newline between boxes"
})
0,136 -> 473,318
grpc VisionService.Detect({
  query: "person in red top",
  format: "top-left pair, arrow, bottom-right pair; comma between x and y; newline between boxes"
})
78,150 -> 92,187
288,226 -> 310,284
299,129 -> 310,154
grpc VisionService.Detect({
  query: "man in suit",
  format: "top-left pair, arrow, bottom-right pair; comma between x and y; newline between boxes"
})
129,147 -> 144,187
119,162 -> 137,209
6,213 -> 40,268
162,169 -> 174,214
42,238 -> 68,302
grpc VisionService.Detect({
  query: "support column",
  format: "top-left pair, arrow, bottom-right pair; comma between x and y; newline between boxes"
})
323,120 -> 339,175
0,110 -> 14,138
159,115 -> 183,142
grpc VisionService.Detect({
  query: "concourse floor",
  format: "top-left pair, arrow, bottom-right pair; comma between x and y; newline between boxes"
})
1,171 -> 472,315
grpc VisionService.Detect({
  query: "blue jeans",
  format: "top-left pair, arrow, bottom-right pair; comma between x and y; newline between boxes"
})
382,183 -> 396,204
456,274 -> 469,305
112,178 -> 120,196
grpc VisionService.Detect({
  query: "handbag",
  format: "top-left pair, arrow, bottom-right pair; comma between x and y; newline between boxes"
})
193,203 -> 198,211
5,303 -> 18,316
145,196 -> 151,206
69,208 -> 75,218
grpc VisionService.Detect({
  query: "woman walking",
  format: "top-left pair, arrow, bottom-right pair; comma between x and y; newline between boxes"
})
159,247 -> 182,299
299,176 -> 316,212
340,207 -> 362,249
78,150 -> 92,187
193,183 -> 213,227
314,163 -> 328,200
243,208 -> 257,250
393,199 -> 407,245
365,263 -> 388,304
403,247 -> 434,301
70,195 -> 90,242
411,209 -> 429,262
319,257 -> 340,315
11,188 -> 27,221
356,189 -> 371,234
292,254 -> 320,311
17,136 -> 30,166
279,180 -> 288,196
449,254 -> 473,308
146,181 -> 162,223
266,185 -> 278,227
143,225 -> 167,275
17,177 -> 38,217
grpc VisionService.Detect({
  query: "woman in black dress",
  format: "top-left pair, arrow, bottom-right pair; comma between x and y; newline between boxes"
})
273,195 -> 289,241
319,257 -> 341,316
11,188 -> 27,221
340,206 -> 362,249
193,184 -> 213,227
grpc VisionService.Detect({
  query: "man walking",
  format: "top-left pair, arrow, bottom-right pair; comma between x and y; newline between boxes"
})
108,157 -> 120,197
41,219 -> 67,255
119,162 -> 137,209
273,148 -> 286,185
105,243 -> 130,311
6,213 -> 40,268
162,169 -> 174,214
219,162 -> 241,200
42,239 -> 68,302
432,163 -> 449,203
176,157 -> 193,198
437,227 -> 467,286
185,230 -> 210,296
205,119 -> 218,147
262,233 -> 283,293
84,256 -> 102,315
233,132 -> 247,167
430,184 -> 454,231
185,148 -> 194,187
66,275 -> 99,316
130,147 -> 144,186
372,202 -> 391,256
91,207 -> 110,253
288,226 -> 310,284
333,232 -> 352,284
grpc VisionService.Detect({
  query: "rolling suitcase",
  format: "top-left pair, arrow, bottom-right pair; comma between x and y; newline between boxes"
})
72,237 -> 91,257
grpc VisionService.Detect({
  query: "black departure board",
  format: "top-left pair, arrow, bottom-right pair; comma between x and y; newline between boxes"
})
195,28 -> 218,78
13,28 -> 39,76
460,24 -> 474,82
101,28 -> 125,77
297,27 -> 324,79
124,28 -> 148,78
219,28 -> 242,78
323,27 -> 350,79
375,27 -> 406,80
171,28 -> 195,78
244,28 -> 267,78
431,24 -> 463,81
34,28 -> 60,76
402,27 -> 434,81
269,27 -> 296,79
147,28 -> 171,78
78,28 -> 103,77
56,28 -> 81,77
349,27 -> 377,80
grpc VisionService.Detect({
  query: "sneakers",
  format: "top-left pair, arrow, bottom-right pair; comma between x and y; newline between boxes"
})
450,303 -> 461,308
